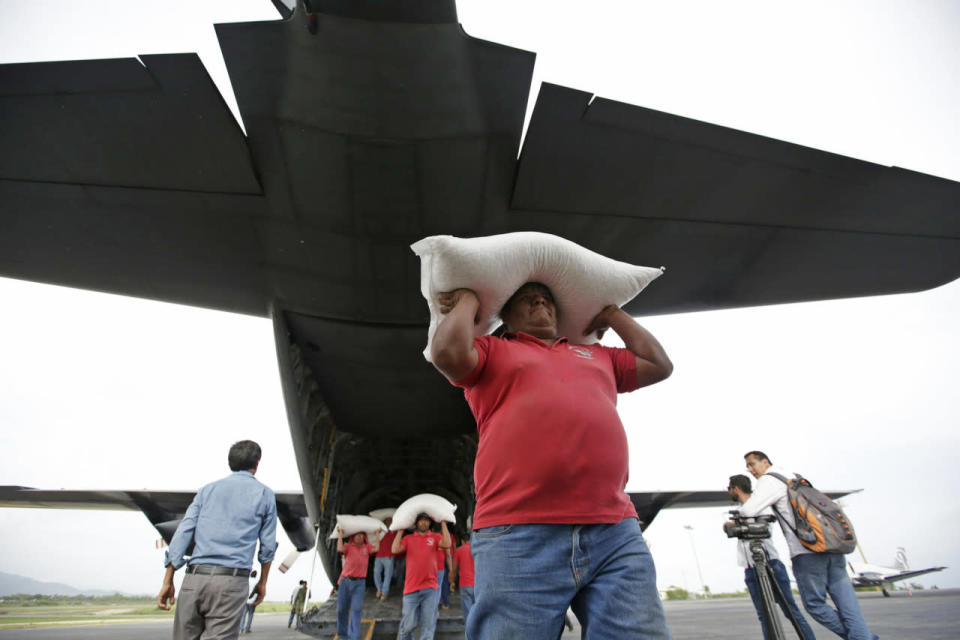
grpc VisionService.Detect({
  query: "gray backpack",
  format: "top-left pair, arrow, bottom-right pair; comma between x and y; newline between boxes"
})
768,472 -> 857,554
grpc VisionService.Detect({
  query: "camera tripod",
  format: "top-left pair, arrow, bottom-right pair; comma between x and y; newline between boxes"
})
748,539 -> 806,640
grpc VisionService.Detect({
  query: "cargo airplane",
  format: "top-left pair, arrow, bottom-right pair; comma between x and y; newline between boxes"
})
1,0 -> 958,591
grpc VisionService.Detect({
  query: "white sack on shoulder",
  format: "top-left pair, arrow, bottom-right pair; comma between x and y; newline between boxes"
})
390,493 -> 457,531
369,508 -> 397,521
328,514 -> 389,539
411,232 -> 663,362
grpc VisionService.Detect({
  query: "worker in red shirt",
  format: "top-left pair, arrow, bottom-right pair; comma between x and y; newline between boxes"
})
449,537 -> 475,624
432,282 -> 674,640
374,517 -> 398,601
392,514 -> 451,640
336,527 -> 380,640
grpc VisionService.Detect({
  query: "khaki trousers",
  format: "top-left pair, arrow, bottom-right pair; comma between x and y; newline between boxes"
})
173,573 -> 248,640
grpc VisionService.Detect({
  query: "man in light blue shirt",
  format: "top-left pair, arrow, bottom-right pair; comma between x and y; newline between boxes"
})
157,440 -> 278,640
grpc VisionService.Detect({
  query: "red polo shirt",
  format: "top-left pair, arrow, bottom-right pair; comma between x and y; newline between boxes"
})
377,531 -> 397,558
399,532 -> 442,594
454,333 -> 640,529
339,542 -> 374,580
453,543 -> 474,588
435,545 -> 446,572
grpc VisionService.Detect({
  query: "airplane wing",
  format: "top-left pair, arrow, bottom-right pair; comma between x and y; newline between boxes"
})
0,485 -> 314,552
630,489 -> 859,530
1,485 -> 781,537
852,566 -> 947,587
2,16 -> 957,326
512,83 -> 960,316
0,54 -> 270,316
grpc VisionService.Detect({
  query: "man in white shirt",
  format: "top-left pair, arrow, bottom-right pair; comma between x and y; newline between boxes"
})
738,451 -> 878,640
727,474 -> 816,640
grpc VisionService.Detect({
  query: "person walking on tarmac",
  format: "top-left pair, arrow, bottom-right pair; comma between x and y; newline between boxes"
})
288,580 -> 308,629
157,440 -> 277,640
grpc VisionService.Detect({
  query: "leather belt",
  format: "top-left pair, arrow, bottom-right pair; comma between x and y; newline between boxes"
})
186,565 -> 250,577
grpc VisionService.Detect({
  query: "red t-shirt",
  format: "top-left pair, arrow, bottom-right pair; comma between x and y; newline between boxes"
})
377,531 -> 397,558
399,532 -> 442,594
339,542 -> 374,580
455,333 -> 641,529
453,543 -> 474,588
435,545 -> 447,572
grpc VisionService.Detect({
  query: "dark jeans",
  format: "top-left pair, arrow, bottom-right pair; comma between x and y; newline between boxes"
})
745,558 -> 817,640
438,569 -> 450,607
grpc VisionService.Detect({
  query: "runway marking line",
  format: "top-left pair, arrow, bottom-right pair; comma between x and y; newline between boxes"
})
332,619 -> 376,640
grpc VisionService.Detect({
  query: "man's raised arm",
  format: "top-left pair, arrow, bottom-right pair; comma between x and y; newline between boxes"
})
391,530 -> 406,555
583,305 -> 673,388
430,289 -> 480,382
439,521 -> 451,549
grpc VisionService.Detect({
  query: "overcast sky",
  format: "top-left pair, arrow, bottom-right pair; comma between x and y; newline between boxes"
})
1,0 -> 958,604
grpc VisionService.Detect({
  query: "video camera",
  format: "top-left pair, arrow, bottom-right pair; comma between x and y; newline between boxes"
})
723,511 -> 777,540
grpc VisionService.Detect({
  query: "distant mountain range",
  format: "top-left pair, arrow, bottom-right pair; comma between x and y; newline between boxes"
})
0,571 -> 124,597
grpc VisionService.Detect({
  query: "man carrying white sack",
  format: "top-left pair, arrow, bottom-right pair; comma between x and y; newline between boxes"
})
431,282 -> 674,640
392,514 -> 452,640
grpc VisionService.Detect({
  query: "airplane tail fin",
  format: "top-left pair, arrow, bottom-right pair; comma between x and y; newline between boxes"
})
895,547 -> 910,571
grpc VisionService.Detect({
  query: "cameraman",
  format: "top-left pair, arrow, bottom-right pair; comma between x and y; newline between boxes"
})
727,474 -> 817,640
738,451 -> 877,640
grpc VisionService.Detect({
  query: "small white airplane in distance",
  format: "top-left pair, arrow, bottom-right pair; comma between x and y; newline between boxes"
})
847,547 -> 946,597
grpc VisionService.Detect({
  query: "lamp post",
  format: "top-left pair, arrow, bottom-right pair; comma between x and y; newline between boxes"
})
684,525 -> 707,597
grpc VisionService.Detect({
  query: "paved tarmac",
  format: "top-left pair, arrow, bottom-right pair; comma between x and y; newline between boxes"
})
653,589 -> 959,640
0,612 -> 301,640
0,590 -> 956,639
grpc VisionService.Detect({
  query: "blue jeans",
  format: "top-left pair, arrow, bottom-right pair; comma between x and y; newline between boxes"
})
395,556 -> 406,589
460,586 -> 475,624
792,553 -> 878,640
288,608 -> 301,628
437,569 -> 449,607
467,518 -> 672,640
745,559 -> 817,640
337,577 -> 366,640
374,556 -> 394,596
240,604 -> 255,632
399,587 -> 438,640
